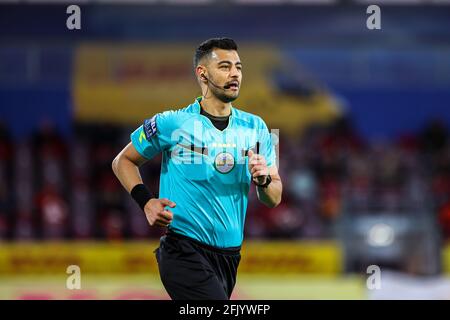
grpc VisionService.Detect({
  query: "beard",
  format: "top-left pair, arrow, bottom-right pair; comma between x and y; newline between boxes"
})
209,84 -> 239,103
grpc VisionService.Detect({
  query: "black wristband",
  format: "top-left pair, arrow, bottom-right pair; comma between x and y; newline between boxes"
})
130,184 -> 153,210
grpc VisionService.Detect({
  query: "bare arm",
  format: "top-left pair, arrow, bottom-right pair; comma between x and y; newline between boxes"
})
112,142 -> 148,193
255,165 -> 283,208
248,149 -> 283,208
112,142 -> 176,227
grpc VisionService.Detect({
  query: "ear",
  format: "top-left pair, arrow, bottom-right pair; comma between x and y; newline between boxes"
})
196,65 -> 207,83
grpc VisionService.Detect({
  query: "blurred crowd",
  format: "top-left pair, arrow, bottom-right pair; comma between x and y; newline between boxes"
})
248,117 -> 450,240
0,117 -> 449,241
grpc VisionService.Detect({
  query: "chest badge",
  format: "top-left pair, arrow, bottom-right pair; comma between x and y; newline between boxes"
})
214,152 -> 235,174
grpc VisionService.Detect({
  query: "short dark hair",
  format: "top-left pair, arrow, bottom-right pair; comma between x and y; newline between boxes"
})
194,37 -> 238,68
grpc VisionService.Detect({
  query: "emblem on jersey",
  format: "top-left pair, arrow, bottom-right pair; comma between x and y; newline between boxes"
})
214,152 -> 235,174
143,115 -> 157,141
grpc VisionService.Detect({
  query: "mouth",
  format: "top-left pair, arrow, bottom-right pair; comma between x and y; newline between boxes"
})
226,81 -> 239,90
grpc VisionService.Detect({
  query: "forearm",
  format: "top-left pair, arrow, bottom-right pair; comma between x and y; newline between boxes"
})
256,178 -> 282,208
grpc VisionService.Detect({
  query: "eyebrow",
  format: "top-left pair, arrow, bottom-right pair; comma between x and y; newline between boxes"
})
218,60 -> 242,66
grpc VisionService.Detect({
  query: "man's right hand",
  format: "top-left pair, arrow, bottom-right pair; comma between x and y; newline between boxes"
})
144,198 -> 176,227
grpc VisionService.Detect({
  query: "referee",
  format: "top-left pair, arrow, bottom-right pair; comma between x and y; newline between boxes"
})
112,37 -> 283,300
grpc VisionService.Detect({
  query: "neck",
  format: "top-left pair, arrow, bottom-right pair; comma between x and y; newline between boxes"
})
200,95 -> 232,117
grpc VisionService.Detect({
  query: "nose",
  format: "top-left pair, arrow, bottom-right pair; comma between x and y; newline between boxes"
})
229,65 -> 240,79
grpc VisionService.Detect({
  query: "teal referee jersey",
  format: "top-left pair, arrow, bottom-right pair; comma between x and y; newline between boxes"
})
130,97 -> 276,248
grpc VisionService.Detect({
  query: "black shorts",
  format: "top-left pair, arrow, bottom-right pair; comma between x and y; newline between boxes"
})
154,230 -> 241,300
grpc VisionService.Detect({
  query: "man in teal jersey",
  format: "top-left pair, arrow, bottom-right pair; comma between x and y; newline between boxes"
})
112,38 -> 283,300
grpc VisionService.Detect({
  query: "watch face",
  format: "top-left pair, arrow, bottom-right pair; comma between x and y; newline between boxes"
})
255,175 -> 271,187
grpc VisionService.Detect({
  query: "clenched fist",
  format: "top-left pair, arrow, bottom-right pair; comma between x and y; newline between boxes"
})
248,149 -> 269,185
143,198 -> 176,227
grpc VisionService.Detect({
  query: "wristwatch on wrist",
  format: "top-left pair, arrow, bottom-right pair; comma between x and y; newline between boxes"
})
253,175 -> 272,188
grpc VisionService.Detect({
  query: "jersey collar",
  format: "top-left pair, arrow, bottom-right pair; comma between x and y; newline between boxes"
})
193,96 -> 234,132
193,96 -> 234,118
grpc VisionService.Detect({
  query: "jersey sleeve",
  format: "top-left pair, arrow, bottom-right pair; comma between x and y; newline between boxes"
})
257,118 -> 277,168
130,111 -> 176,160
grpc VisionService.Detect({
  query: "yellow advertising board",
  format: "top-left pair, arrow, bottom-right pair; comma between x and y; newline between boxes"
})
240,241 -> 342,274
443,244 -> 450,274
0,241 -> 342,275
5,241 -> 450,275
0,242 -> 159,274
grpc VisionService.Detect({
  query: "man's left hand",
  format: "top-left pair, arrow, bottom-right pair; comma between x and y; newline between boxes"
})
247,149 -> 269,185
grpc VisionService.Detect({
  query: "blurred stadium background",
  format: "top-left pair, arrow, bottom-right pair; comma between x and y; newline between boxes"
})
1,0 -> 450,300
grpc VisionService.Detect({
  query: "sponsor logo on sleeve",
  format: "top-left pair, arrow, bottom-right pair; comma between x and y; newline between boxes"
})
143,115 -> 157,141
